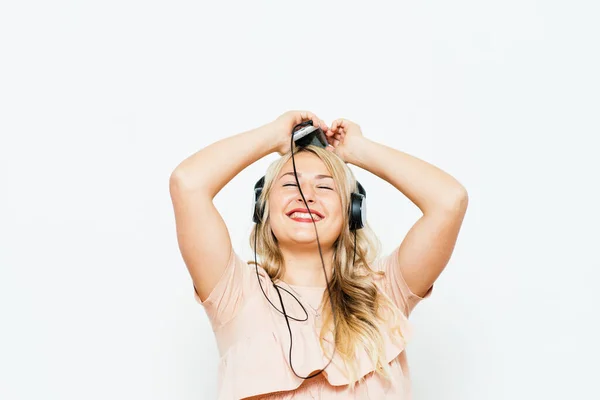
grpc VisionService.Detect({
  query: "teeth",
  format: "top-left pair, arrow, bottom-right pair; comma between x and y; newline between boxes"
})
289,212 -> 322,221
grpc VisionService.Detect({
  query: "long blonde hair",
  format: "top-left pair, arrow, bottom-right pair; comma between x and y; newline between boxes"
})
249,145 -> 407,388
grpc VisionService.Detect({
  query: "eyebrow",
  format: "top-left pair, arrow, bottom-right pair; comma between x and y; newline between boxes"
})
278,172 -> 333,180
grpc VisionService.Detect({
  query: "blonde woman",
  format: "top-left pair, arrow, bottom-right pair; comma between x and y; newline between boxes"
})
169,110 -> 468,399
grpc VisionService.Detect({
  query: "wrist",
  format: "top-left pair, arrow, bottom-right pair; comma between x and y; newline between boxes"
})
345,137 -> 372,167
254,121 -> 280,155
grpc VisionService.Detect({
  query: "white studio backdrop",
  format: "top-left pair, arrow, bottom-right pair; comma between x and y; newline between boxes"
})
1,1 -> 598,399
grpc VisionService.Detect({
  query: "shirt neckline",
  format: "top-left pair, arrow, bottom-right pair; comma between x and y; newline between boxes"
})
275,278 -> 326,290
287,283 -> 326,290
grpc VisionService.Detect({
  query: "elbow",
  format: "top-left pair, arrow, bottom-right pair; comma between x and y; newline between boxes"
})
169,167 -> 185,183
445,187 -> 469,213
430,186 -> 468,215
169,168 -> 193,194
169,167 -> 213,196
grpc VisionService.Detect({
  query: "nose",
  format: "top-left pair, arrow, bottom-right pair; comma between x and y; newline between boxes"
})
295,183 -> 316,204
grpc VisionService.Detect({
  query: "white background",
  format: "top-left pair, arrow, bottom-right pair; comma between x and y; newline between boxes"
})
1,1 -> 599,399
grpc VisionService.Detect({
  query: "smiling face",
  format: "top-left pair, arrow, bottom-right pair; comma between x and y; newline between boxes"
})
268,152 -> 344,248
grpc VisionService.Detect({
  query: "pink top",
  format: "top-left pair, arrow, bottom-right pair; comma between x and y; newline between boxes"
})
195,245 -> 433,399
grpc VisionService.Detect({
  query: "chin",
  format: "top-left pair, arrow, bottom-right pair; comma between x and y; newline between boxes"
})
290,231 -> 338,245
271,220 -> 342,247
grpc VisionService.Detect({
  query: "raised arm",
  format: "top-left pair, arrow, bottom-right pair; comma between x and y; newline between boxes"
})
169,111 -> 329,302
327,118 -> 468,299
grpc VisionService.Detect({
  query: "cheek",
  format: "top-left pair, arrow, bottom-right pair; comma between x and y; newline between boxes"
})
267,196 -> 285,227
329,198 -> 344,217
268,193 -> 284,213
326,201 -> 345,227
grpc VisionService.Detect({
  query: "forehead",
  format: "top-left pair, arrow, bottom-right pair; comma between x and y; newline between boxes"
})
278,152 -> 331,179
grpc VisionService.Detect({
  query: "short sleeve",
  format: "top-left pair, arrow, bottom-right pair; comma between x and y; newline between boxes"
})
373,245 -> 433,317
192,246 -> 253,329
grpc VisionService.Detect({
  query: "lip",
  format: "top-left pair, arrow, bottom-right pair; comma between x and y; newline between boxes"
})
286,208 -> 325,219
290,217 -> 321,223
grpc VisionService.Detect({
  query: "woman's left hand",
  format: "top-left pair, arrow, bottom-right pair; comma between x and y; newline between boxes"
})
325,118 -> 365,164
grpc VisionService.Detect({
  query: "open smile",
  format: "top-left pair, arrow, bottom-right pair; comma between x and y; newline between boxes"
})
286,210 -> 325,223
289,214 -> 324,223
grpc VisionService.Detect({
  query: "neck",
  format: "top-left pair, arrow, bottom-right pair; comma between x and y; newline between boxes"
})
278,244 -> 334,288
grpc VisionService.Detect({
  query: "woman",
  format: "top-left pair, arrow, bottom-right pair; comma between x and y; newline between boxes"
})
169,110 -> 468,399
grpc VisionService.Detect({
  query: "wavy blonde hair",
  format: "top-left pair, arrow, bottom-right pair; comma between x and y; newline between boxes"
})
248,145 -> 408,389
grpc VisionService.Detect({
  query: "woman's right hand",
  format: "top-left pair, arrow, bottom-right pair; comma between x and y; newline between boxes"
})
269,110 -> 329,155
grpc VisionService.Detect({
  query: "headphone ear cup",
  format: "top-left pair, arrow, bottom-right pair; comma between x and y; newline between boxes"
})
252,176 -> 265,224
253,193 -> 263,224
349,191 -> 367,231
253,176 -> 265,224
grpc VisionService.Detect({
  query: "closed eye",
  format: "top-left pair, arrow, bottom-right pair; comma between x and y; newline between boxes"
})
283,184 -> 333,190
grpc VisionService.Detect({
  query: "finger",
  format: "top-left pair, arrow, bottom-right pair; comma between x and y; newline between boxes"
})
301,111 -> 312,124
331,122 -> 341,134
318,117 -> 326,130
299,111 -> 316,130
316,118 -> 324,130
313,116 -> 326,131
331,119 -> 338,132
293,112 -> 304,127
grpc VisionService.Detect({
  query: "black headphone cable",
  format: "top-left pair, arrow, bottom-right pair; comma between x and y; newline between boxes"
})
253,121 -> 358,380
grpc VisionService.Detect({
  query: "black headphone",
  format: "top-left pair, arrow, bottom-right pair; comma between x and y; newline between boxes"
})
251,119 -> 367,381
253,175 -> 367,230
